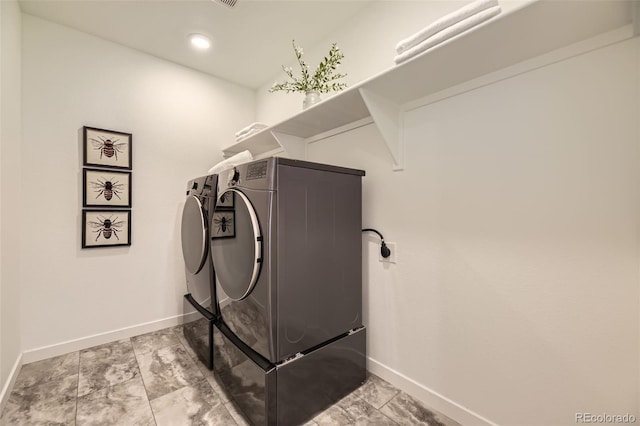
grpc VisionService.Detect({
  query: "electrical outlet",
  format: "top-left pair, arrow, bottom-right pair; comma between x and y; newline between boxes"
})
379,242 -> 397,263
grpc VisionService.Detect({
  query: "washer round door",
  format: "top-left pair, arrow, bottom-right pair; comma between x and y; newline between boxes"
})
181,195 -> 208,275
210,188 -> 262,301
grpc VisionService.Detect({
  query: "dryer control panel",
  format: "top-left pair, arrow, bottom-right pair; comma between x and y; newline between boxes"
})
245,160 -> 268,180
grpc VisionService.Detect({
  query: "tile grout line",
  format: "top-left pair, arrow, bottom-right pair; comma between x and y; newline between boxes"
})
170,326 -> 228,405
164,326 -> 238,425
377,394 -> 396,411
131,337 -> 159,426
348,388 -> 402,426
140,326 -> 224,424
362,393 -> 401,426
75,341 -> 140,400
379,409 -> 402,426
171,331 -> 235,418
375,387 -> 401,413
171,323 -> 244,426
75,351 -> 80,426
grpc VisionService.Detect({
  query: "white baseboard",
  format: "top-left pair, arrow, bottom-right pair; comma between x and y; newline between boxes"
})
0,352 -> 23,414
21,313 -> 191,364
367,357 -> 497,426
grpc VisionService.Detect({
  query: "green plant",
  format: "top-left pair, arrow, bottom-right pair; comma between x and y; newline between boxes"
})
269,40 -> 347,94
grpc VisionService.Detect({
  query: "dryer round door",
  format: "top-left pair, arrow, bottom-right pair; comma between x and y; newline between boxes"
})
181,195 -> 208,275
210,188 -> 262,301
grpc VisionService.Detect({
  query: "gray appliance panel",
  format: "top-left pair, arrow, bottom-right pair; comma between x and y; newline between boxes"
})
213,324 -> 277,426
218,157 -> 365,193
212,188 -> 276,361
185,256 -> 216,311
218,159 -> 277,192
182,174 -> 218,312
214,157 -> 364,363
182,296 -> 214,370
276,328 -> 366,425
213,325 -> 366,426
276,164 -> 363,359
275,157 -> 366,177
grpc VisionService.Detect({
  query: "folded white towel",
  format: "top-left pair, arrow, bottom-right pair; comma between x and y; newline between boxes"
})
235,127 -> 264,142
396,0 -> 499,54
394,5 -> 501,65
234,122 -> 268,139
208,150 -> 254,174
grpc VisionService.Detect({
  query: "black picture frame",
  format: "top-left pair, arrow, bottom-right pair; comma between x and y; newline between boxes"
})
217,191 -> 234,208
83,126 -> 132,170
82,209 -> 132,248
211,211 -> 235,239
83,168 -> 132,208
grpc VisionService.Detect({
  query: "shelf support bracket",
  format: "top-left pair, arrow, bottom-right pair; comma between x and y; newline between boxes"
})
359,88 -> 404,171
271,131 -> 307,160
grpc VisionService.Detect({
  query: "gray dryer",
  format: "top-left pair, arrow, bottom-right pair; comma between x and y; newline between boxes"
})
210,157 -> 366,425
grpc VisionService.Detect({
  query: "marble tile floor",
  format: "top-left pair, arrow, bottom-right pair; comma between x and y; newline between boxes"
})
1,326 -> 461,426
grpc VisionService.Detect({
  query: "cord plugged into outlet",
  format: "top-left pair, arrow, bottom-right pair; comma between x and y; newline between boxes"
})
380,241 -> 391,258
379,242 -> 396,263
362,228 -> 394,263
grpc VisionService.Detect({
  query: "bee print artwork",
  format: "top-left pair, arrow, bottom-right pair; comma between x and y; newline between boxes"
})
83,126 -> 132,170
82,210 -> 131,248
83,169 -> 131,208
212,211 -> 235,239
217,191 -> 234,208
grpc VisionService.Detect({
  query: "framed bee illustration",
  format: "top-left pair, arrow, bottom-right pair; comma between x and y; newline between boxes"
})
82,210 -> 131,248
217,191 -> 234,208
83,126 -> 132,170
211,211 -> 235,239
83,168 -> 132,208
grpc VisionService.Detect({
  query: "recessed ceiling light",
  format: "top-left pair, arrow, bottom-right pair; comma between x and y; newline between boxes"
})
189,34 -> 211,50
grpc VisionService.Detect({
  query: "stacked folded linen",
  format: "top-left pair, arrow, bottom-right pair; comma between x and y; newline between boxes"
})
235,122 -> 268,141
394,0 -> 501,65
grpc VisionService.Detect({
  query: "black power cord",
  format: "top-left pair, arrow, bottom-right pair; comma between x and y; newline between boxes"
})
362,228 -> 391,258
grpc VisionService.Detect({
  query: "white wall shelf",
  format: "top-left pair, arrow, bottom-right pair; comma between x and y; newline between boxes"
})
222,0 -> 636,169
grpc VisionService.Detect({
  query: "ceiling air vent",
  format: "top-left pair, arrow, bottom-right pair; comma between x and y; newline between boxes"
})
213,0 -> 237,8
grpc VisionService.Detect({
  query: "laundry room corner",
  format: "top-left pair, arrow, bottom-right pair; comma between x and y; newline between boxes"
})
17,14 -> 255,359
2,1 -> 640,425
0,0 -> 24,412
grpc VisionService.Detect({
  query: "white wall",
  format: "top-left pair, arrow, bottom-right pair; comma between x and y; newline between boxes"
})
0,0 -> 23,399
256,0 -> 529,125
9,3 -> 640,425
20,14 -> 255,355
257,0 -> 455,124
309,38 -> 639,425
255,3 -> 640,425
638,32 -> 640,420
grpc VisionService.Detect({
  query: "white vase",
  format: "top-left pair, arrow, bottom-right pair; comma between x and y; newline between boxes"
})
303,90 -> 321,109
